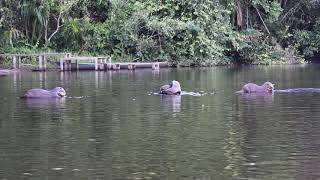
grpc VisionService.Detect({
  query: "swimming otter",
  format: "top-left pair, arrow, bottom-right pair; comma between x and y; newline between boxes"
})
23,87 -> 66,98
237,82 -> 274,94
159,80 -> 181,95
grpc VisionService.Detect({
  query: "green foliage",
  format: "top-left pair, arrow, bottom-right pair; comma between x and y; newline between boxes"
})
0,0 -> 320,65
253,0 -> 282,23
293,19 -> 320,58
240,38 -> 290,65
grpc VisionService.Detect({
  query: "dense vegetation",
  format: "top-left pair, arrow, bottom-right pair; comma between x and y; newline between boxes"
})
1,0 -> 320,66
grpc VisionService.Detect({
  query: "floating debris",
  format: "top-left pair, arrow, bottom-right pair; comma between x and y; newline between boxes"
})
147,172 -> 157,175
22,173 -> 32,176
52,167 -> 63,171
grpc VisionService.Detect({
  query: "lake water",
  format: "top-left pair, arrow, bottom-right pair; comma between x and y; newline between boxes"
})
1,65 -> 320,180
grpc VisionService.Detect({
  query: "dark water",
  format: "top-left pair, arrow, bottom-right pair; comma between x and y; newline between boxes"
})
1,65 -> 320,180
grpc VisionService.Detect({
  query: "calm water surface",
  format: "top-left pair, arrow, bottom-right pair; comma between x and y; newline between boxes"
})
1,65 -> 320,180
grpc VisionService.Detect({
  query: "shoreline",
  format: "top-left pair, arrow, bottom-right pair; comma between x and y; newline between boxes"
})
0,61 -> 312,74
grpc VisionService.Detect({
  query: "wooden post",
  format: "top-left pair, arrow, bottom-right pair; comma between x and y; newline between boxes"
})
43,55 -> 47,71
104,58 -> 107,71
112,63 -> 121,70
95,57 -> 98,71
18,56 -> 21,68
60,58 -> 64,71
108,56 -> 112,70
39,55 -> 43,71
128,64 -> 136,70
76,58 -> 79,71
104,58 -> 107,70
100,58 -> 104,70
97,58 -> 101,70
100,58 -> 105,70
67,60 -> 71,71
13,56 -> 17,69
64,54 -> 71,71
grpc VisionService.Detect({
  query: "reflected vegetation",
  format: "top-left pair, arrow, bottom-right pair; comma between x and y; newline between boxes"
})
1,65 -> 320,179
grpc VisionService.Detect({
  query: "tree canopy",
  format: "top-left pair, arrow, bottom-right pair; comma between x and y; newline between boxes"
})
0,0 -> 320,65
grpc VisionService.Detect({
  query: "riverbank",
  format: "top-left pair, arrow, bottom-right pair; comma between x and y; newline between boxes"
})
0,52 -> 308,72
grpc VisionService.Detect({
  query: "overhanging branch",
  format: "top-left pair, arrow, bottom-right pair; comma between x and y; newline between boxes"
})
47,12 -> 63,43
255,6 -> 270,34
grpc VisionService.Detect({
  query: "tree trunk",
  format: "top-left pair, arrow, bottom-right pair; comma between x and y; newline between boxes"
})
235,0 -> 243,30
45,12 -> 62,47
281,0 -> 288,8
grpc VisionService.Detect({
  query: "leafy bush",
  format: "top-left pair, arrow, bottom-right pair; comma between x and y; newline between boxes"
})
293,19 -> 320,58
0,0 -> 319,65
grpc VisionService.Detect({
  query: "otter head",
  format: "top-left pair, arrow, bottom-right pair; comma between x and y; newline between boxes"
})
52,87 -> 66,97
172,80 -> 181,93
262,82 -> 274,92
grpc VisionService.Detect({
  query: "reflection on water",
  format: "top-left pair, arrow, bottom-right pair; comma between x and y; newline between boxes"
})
25,98 -> 66,109
1,65 -> 320,179
238,92 -> 274,104
160,95 -> 181,112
